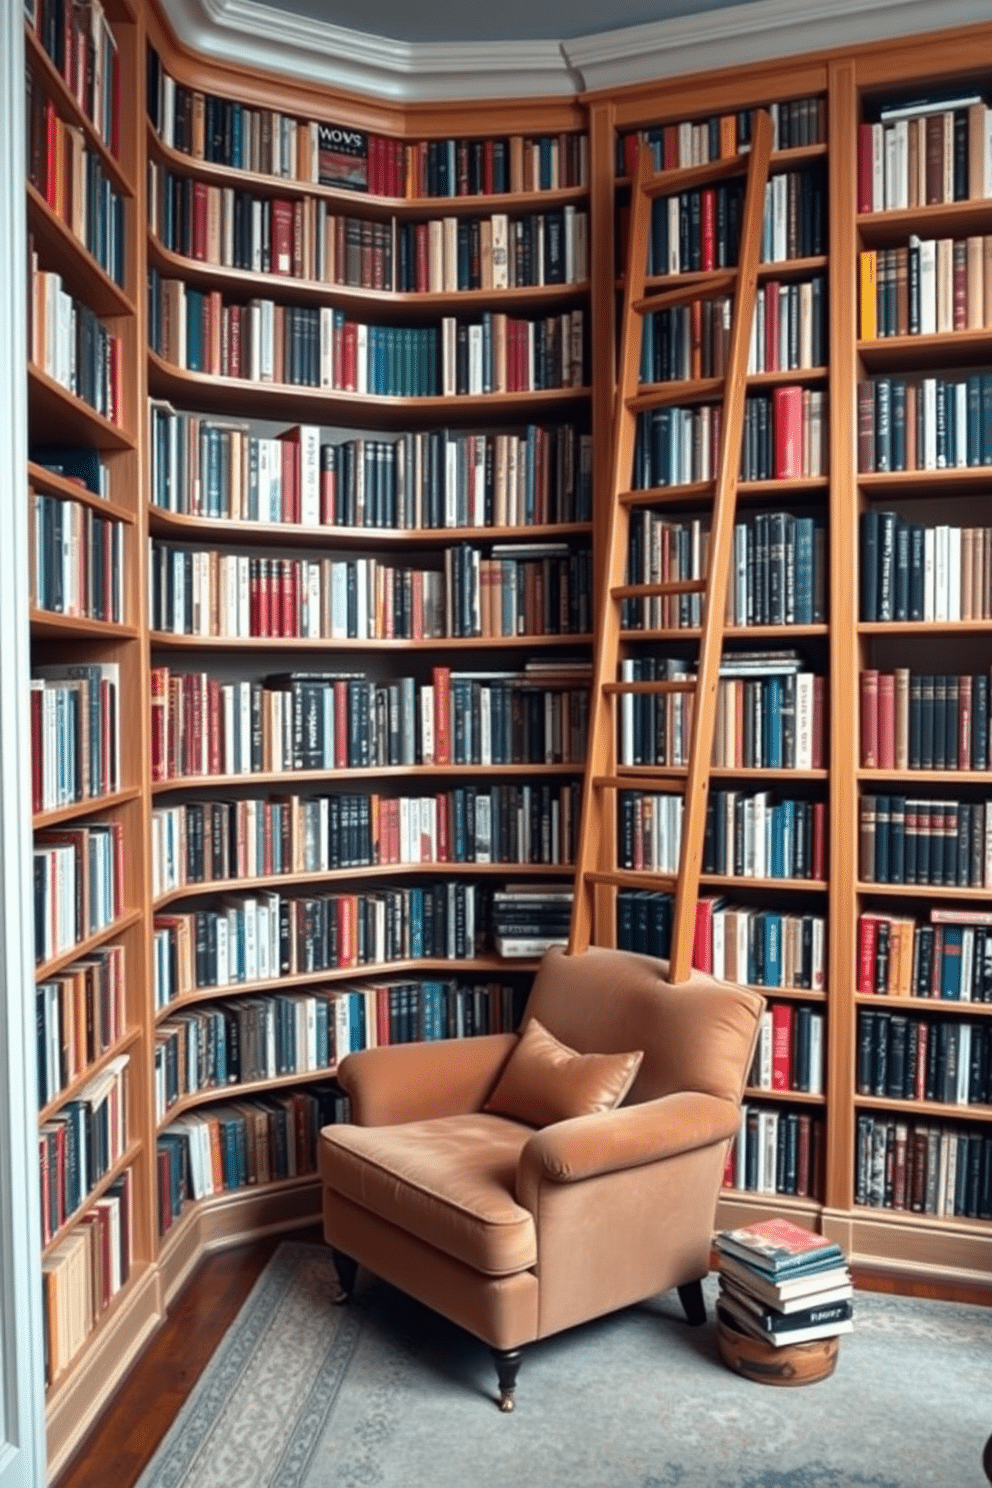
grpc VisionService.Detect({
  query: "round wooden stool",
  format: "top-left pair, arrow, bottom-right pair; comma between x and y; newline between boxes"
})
717,1311 -> 840,1387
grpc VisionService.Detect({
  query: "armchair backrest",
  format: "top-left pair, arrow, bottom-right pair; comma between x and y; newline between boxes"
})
524,945 -> 764,1107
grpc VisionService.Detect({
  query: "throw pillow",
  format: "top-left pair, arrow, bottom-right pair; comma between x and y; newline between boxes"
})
484,1016 -> 643,1127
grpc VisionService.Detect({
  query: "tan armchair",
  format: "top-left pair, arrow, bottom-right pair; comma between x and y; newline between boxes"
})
319,944 -> 764,1409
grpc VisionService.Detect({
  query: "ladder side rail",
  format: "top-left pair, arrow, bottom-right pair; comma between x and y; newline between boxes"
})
667,109 -> 773,983
569,144 -> 656,955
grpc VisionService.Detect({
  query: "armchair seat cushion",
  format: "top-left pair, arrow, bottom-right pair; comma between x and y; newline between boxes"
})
320,1112 -> 537,1278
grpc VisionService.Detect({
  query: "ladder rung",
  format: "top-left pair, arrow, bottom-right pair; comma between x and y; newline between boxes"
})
632,272 -> 737,314
641,152 -> 752,200
626,377 -> 723,414
619,481 -> 716,509
592,774 -> 686,795
603,678 -> 696,695
611,579 -> 707,599
582,868 -> 679,890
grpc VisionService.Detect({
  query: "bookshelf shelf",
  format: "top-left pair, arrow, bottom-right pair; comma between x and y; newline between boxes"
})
744,1086 -> 827,1105
854,993 -> 992,1018
30,611 -> 139,641
147,508 -> 594,547
33,787 -> 143,831
147,350 -> 591,426
35,909 -> 144,983
28,462 -> 136,522
38,1026 -> 144,1126
26,185 -> 135,318
858,620 -> 992,635
746,367 -> 828,389
858,467 -> 992,497
148,631 -> 594,652
856,768 -> 992,784
856,882 -> 992,901
855,1094 -> 992,1123
857,197 -> 992,244
158,1065 -> 344,1126
700,874 -> 829,892
27,367 -> 135,450
857,327 -> 992,372
150,764 -> 582,795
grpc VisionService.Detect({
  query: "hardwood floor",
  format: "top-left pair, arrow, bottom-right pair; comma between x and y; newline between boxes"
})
53,1226 -> 323,1488
55,1229 -> 989,1488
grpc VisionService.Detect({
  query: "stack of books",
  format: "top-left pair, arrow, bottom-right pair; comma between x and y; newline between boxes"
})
715,1216 -> 853,1347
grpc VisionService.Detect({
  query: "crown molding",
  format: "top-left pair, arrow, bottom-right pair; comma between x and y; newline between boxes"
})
566,0 -> 992,93
156,0 -> 992,102
156,0 -> 576,100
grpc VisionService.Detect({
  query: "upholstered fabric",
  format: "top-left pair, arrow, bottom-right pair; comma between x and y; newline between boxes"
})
483,1016 -> 643,1127
321,944 -> 765,1375
320,1112 -> 536,1276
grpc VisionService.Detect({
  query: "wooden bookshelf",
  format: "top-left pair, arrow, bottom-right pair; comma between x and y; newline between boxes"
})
17,7 -> 992,1477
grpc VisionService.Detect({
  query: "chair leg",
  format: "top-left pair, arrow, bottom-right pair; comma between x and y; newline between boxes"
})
491,1347 -> 523,1413
330,1248 -> 358,1301
678,1279 -> 707,1326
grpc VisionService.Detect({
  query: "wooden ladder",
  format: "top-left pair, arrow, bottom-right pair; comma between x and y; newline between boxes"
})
569,110 -> 773,981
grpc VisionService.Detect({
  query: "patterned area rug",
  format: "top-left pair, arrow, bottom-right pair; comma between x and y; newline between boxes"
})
136,1241 -> 991,1488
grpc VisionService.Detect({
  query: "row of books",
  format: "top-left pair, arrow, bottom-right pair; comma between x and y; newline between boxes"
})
36,944 -> 126,1109
857,1007 -> 991,1107
148,540 -> 591,641
148,410 -> 593,529
645,183 -> 744,276
27,84 -> 126,287
637,278 -> 825,386
724,1105 -> 824,1199
151,168 -> 589,292
30,662 -> 120,816
149,664 -> 589,782
150,768 -> 584,898
859,513 -> 992,623
617,788 -> 826,882
148,54 -> 587,196
39,1054 -> 128,1247
748,1002 -> 825,1095
703,790 -> 826,881
42,1169 -> 131,1387
858,794 -> 992,888
857,909 -> 992,1003
854,1114 -> 992,1218
859,237 -> 992,340
619,655 -> 824,771
156,1085 -> 347,1235
490,886 -> 572,957
617,887 -> 827,993
29,0 -> 121,158
715,1220 -> 852,1351
857,376 -> 992,474
153,881 -> 502,1005
151,275 -> 586,395
33,821 -> 123,966
740,388 -> 827,482
32,491 -> 125,623
857,96 -> 992,215
617,98 -> 827,177
29,260 -> 122,425
860,668 -> 991,772
624,513 -> 827,631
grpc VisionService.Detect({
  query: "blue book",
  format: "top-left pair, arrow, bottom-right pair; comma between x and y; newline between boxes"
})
762,912 -> 783,988
766,677 -> 782,769
967,374 -> 981,465
185,288 -> 205,371
940,924 -> 964,1000
793,516 -> 814,624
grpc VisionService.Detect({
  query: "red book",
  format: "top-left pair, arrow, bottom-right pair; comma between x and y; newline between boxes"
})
282,560 -> 296,636
433,666 -> 451,765
812,676 -> 825,770
771,1003 -> 793,1090
484,140 -> 495,196
334,682 -> 348,769
207,678 -> 222,776
722,1142 -> 736,1189
192,180 -> 208,261
953,239 -> 967,329
930,924 -> 944,998
368,136 -> 381,196
30,685 -> 43,814
700,188 -> 715,271
343,322 -> 357,391
860,668 -> 879,767
663,125 -> 678,170
857,123 -> 875,214
959,673 -> 972,769
415,222 -> 429,293
858,914 -> 879,993
150,667 -> 168,782
915,1023 -> 929,1098
109,335 -> 123,424
773,385 -> 804,478
280,432 -> 299,523
623,133 -> 639,177
764,280 -> 780,372
877,671 -> 895,768
693,895 -> 722,973
43,99 -> 59,208
270,199 -> 293,276
259,557 -> 272,636
249,558 -> 261,635
796,1113 -> 812,1197
227,304 -> 242,379
435,793 -> 448,862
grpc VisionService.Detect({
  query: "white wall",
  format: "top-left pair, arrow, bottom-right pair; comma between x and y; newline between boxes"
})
0,8 -> 49,1487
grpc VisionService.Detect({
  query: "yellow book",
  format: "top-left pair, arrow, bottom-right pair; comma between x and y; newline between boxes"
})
860,250 -> 878,340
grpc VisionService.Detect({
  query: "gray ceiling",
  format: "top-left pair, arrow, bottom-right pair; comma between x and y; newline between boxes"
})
258,0 -> 745,44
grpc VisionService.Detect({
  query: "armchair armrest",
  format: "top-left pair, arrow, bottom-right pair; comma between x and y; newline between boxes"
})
516,1090 -> 739,1210
337,1033 -> 518,1126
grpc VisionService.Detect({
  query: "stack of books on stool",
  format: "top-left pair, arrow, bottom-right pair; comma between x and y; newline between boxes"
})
714,1217 -> 853,1385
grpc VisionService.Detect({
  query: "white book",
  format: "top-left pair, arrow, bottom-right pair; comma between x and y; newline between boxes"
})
795,672 -> 814,769
441,316 -> 457,397
298,424 -> 321,525
893,118 -> 909,209
871,122 -> 884,212
772,172 -> 788,262
917,238 -> 937,335
667,197 -> 680,273
712,908 -> 726,981
319,306 -> 334,387
420,685 -> 435,765
356,323 -> 368,395
215,912 -> 229,987
759,1108 -> 779,1194
491,213 -> 509,289
748,290 -> 761,374
809,1012 -> 824,1095
734,1105 -> 748,1190
934,524 -> 949,620
468,324 -> 483,395
355,558 -> 368,640
923,525 -> 936,620
936,237 -> 953,332
922,377 -> 938,469
947,524 -> 961,620
884,124 -> 897,212
961,926 -> 974,1003
757,1009 -> 773,1089
442,217 -> 458,293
